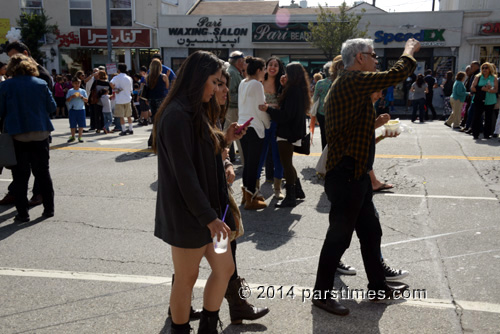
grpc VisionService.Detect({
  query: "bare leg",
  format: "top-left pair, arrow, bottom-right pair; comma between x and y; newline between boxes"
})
203,243 -> 235,311
170,246 -> 205,325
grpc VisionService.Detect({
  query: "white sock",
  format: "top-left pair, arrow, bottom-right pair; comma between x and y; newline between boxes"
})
128,123 -> 133,131
121,124 -> 126,132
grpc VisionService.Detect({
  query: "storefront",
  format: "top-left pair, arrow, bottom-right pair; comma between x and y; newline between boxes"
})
158,14 -> 326,75
56,28 -> 156,75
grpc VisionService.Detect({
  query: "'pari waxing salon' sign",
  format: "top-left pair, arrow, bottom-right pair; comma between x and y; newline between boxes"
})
80,28 -> 151,48
168,17 -> 249,47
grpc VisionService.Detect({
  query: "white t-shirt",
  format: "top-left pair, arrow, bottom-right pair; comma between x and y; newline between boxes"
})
110,72 -> 133,105
237,79 -> 270,138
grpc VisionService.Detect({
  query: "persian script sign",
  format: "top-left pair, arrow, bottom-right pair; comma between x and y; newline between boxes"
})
80,29 -> 150,47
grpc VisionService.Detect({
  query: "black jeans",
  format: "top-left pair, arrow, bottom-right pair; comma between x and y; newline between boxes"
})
425,93 -> 437,119
316,112 -> 327,151
11,138 -> 54,218
90,104 -> 103,130
472,102 -> 494,138
314,157 -> 386,297
239,127 -> 264,193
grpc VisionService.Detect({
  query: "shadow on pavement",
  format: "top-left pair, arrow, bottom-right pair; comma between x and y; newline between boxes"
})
0,215 -> 49,242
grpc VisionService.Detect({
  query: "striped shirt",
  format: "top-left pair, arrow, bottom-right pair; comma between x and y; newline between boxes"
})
324,55 -> 416,179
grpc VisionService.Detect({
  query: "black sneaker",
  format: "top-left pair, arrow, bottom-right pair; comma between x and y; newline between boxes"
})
337,261 -> 357,275
382,259 -> 409,281
119,131 -> 128,136
126,129 -> 134,135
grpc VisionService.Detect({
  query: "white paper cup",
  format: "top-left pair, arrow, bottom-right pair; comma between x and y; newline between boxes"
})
383,120 -> 400,136
213,232 -> 228,254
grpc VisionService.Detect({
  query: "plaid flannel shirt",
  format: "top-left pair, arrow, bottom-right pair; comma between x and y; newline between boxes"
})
324,55 -> 417,179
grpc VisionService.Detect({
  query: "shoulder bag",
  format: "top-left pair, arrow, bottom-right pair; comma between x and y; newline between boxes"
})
293,132 -> 311,155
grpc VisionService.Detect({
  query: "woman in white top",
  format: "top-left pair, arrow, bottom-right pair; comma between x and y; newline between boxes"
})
237,56 -> 270,210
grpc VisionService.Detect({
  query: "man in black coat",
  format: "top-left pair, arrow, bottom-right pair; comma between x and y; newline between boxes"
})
424,69 -> 437,120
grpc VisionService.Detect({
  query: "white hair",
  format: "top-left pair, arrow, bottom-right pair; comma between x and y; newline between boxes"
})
341,38 -> 374,69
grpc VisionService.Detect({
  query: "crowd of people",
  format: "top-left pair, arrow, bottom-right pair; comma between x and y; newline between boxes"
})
2,35 -> 497,334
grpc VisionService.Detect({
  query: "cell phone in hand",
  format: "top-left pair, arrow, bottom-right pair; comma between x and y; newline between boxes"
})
235,117 -> 254,135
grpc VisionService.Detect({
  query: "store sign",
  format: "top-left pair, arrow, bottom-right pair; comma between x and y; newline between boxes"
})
374,29 -> 446,46
168,17 -> 248,47
252,23 -> 311,43
57,32 -> 79,47
80,28 -> 150,47
480,23 -> 500,35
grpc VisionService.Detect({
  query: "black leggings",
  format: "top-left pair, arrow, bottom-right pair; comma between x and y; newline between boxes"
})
277,141 -> 297,185
239,127 -> 264,193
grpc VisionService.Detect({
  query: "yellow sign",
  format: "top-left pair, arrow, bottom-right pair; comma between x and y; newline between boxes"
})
0,19 -> 10,44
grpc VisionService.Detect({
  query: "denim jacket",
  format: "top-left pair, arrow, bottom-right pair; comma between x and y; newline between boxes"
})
0,76 -> 55,135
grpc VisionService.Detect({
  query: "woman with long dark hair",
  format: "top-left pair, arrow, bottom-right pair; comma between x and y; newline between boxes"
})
237,56 -> 269,210
259,62 -> 311,207
147,59 -> 169,146
255,57 -> 285,200
411,73 -> 428,123
152,51 -> 244,334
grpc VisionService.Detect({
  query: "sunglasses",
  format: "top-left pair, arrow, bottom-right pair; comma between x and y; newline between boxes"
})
362,52 -> 378,59
482,67 -> 489,70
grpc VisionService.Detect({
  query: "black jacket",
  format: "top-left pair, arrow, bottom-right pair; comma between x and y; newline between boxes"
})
154,96 -> 233,248
266,86 -> 307,143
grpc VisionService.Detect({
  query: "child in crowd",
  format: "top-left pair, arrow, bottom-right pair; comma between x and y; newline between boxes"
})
66,77 -> 88,143
99,88 -> 112,133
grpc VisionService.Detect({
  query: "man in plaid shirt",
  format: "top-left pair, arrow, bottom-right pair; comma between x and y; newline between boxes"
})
312,38 -> 420,316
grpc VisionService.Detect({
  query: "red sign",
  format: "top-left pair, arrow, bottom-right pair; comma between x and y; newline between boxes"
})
80,28 -> 151,47
57,32 -> 80,47
480,23 -> 500,35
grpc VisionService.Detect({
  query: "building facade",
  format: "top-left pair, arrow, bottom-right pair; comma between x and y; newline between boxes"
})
1,0 -> 160,74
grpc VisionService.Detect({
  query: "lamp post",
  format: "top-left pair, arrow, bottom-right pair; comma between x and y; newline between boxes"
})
106,0 -> 112,64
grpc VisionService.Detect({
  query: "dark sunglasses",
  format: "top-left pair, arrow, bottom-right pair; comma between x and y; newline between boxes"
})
362,52 -> 378,59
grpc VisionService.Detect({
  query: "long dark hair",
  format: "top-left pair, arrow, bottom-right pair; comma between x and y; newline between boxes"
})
264,56 -> 285,95
152,51 -> 224,153
416,73 -> 424,88
280,62 -> 311,113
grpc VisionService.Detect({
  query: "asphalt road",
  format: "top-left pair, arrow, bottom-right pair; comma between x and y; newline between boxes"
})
1,116 -> 499,334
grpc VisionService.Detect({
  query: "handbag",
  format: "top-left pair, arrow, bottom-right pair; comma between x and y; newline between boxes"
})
315,144 -> 328,175
293,133 -> 311,155
0,132 -> 17,168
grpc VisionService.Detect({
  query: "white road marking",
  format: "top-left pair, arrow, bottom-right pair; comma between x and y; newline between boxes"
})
0,179 -> 13,182
380,227 -> 495,247
384,194 -> 498,201
1,267 -> 500,315
443,249 -> 500,260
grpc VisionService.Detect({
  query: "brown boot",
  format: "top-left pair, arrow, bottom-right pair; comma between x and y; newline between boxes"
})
0,193 -> 15,205
273,178 -> 284,200
225,277 -> 270,325
243,187 -> 267,210
254,179 -> 265,201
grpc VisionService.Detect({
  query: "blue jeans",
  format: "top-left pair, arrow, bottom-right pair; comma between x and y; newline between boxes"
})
256,121 -> 283,180
412,98 -> 426,122
103,112 -> 113,131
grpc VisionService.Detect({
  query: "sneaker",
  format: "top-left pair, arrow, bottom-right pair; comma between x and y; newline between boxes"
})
112,128 -> 121,133
382,259 -> 409,281
78,137 -> 84,143
67,137 -> 75,143
119,131 -> 127,136
126,129 -> 134,135
337,261 -> 357,275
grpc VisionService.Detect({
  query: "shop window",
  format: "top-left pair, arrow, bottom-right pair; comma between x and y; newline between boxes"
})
480,46 -> 500,73
433,56 -> 455,83
110,0 -> 132,27
69,0 -> 92,26
20,0 -> 42,15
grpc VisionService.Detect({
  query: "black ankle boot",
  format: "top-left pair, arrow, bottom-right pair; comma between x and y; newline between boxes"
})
225,277 -> 270,324
275,184 -> 297,208
295,179 -> 305,199
198,309 -> 221,334
171,324 -> 192,334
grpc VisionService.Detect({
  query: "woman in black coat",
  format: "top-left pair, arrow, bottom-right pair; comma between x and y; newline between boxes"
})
152,51 -> 244,334
259,62 -> 311,207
